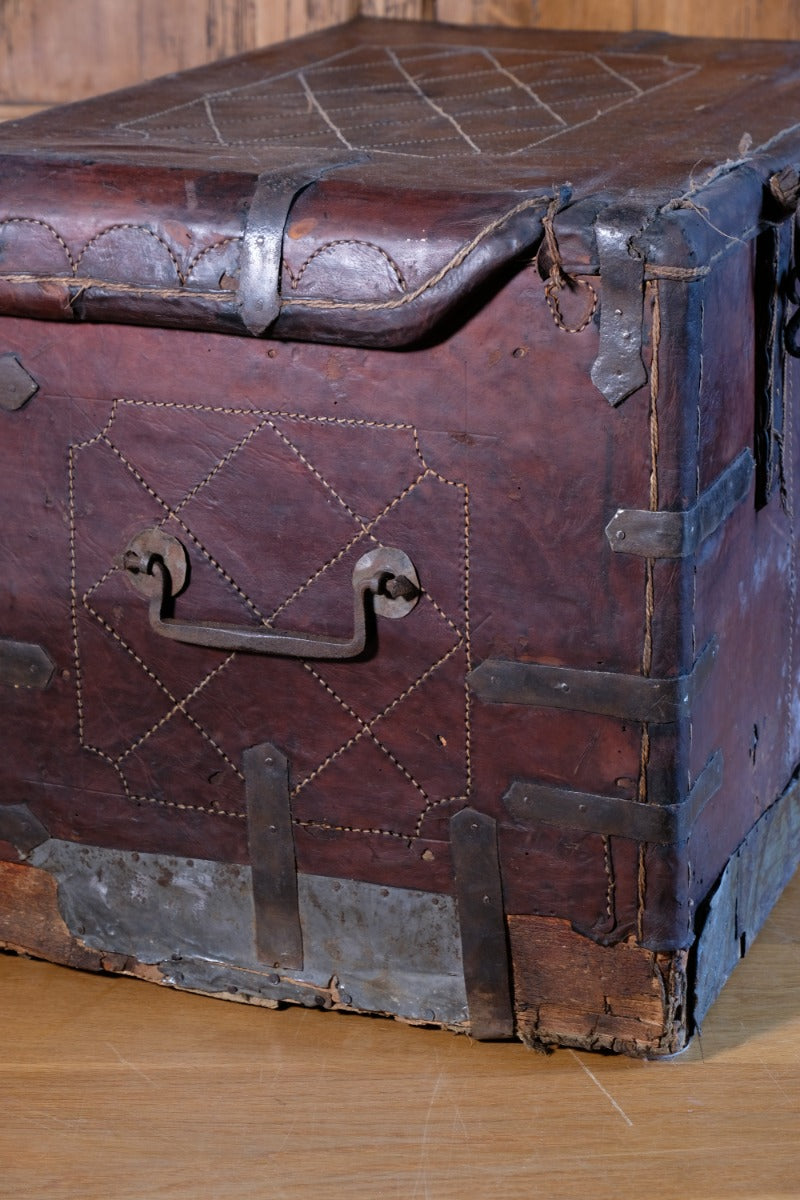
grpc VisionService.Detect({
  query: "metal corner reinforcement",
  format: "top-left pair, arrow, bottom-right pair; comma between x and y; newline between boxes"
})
468,636 -> 717,723
503,750 -> 723,845
606,448 -> 754,558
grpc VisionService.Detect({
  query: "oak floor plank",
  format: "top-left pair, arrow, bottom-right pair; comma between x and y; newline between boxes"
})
1,870 -> 798,1200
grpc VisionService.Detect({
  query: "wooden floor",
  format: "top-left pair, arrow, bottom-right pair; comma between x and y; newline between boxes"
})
0,870 -> 797,1200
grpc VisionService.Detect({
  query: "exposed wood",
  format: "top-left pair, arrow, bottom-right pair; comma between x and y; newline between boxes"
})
508,913 -> 686,1055
635,0 -> 800,39
0,868 -> 798,1199
435,0 -> 636,31
2,0 -> 800,112
360,0 -> 435,17
0,104 -> 47,123
434,0 -> 800,38
0,0 -> 358,105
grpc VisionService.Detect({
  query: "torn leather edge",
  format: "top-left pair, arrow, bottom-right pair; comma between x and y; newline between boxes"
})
450,808 -> 514,1040
468,636 -> 717,723
606,448 -> 755,558
503,750 -> 722,845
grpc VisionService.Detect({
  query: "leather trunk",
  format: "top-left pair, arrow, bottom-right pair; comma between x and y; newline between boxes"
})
2,17 -> 800,1056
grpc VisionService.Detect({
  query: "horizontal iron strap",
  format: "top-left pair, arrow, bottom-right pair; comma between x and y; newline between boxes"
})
468,636 -> 717,722
503,750 -> 723,845
606,448 -> 754,558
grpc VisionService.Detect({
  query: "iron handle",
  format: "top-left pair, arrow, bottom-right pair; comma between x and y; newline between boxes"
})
122,529 -> 420,660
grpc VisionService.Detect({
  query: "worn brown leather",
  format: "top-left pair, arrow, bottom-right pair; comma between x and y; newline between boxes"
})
3,17 -> 800,1052
2,19 -> 800,345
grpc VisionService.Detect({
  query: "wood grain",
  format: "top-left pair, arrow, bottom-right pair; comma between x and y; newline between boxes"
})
2,0 -> 800,109
1,867 -> 798,1199
0,0 -> 359,104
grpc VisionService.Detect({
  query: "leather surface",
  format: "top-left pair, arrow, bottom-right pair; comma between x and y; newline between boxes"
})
2,20 -> 800,1001
1,19 -> 800,344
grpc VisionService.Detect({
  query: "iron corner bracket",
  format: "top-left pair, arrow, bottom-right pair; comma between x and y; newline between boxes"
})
503,749 -> 723,846
468,636 -> 717,724
606,448 -> 754,559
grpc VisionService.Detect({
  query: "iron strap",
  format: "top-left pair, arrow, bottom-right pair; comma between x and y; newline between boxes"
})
242,741 -> 303,970
450,808 -> 515,1041
606,448 -> 754,558
238,153 -> 368,335
468,636 -> 717,722
503,750 -> 723,845
590,200 -> 650,406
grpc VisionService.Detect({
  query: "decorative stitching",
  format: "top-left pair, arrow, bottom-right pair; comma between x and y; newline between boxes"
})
265,469 -> 433,625
602,834 -> 617,927
637,280 -> 661,941
74,223 -> 185,282
0,216 -> 75,269
82,596 -> 245,783
102,434 -> 267,620
288,195 -> 551,312
69,397 -> 469,837
114,653 -> 237,765
186,236 -> 240,277
292,816 -> 409,841
292,637 -> 464,800
172,417 -> 271,515
264,417 -> 374,527
285,239 -> 407,294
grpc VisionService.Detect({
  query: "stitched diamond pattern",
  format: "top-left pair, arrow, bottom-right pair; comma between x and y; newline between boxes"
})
119,43 -> 698,160
70,399 -> 469,839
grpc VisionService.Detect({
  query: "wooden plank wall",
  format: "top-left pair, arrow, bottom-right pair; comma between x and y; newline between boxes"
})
1,0 -> 799,114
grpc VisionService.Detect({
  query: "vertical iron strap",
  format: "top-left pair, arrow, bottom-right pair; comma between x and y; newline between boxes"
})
450,808 -> 514,1040
242,741 -> 303,970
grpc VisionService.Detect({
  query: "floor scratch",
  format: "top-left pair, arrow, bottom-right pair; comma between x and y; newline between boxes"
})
568,1048 -> 634,1126
106,1041 -> 156,1086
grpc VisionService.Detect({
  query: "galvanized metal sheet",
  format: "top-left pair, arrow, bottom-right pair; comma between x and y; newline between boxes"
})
26,839 -> 468,1025
469,637 -> 717,722
503,750 -> 723,845
450,808 -> 514,1040
606,449 -> 754,558
694,771 -> 800,1027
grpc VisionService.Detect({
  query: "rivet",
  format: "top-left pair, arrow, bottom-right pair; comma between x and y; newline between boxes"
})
616,529 -> 626,541
268,974 -> 280,985
339,992 -> 352,1006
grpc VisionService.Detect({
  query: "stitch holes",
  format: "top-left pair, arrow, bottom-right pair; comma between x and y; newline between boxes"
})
284,238 -> 407,295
